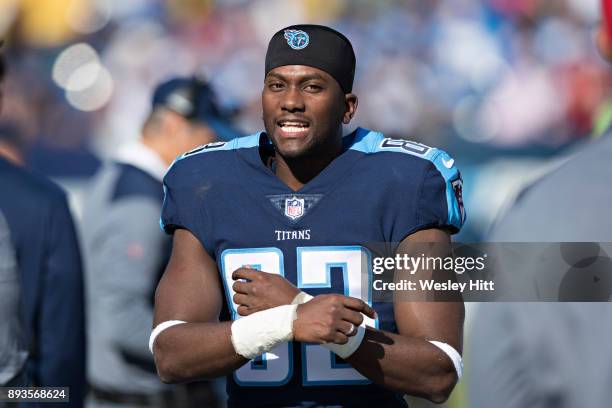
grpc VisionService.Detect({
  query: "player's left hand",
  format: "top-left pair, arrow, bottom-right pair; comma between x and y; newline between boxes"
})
232,267 -> 300,316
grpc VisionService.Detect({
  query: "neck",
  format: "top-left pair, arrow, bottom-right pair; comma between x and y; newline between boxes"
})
142,136 -> 173,166
274,134 -> 343,191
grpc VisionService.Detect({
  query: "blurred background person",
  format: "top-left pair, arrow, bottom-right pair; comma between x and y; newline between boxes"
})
468,1 -> 612,407
0,209 -> 26,389
0,45 -> 86,406
0,46 -> 28,392
81,76 -> 237,408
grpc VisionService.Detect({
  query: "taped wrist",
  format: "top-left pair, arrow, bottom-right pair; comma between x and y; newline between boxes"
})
231,304 -> 298,359
291,291 -> 314,304
291,291 -> 366,359
322,324 -> 366,359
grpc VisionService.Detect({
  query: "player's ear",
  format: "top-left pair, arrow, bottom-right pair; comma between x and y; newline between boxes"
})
342,93 -> 358,124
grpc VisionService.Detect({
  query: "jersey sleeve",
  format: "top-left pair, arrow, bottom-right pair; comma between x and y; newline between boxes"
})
420,150 -> 465,233
392,149 -> 466,241
160,159 -> 208,239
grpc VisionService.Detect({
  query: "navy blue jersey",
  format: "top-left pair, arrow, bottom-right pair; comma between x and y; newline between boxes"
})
161,127 -> 464,407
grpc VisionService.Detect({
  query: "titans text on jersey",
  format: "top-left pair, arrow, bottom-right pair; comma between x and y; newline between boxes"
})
160,127 -> 465,407
275,229 -> 311,241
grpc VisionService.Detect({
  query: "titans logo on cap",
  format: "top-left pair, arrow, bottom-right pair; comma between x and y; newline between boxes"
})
284,29 -> 309,50
266,25 -> 355,93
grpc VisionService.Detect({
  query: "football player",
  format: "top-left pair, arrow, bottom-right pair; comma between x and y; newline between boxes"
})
151,25 -> 465,407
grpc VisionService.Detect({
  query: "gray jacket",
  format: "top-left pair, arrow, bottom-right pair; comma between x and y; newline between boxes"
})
81,160 -> 170,394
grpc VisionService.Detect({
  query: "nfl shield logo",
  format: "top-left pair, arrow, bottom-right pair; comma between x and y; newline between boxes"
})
285,197 -> 305,220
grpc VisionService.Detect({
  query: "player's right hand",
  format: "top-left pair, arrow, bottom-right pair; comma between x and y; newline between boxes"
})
292,294 -> 376,345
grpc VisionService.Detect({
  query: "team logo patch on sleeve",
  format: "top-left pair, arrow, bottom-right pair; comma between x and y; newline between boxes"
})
451,178 -> 465,223
285,197 -> 305,220
284,29 -> 309,50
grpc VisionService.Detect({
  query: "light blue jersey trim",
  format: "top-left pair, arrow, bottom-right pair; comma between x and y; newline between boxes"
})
251,354 -> 268,370
219,247 -> 284,321
428,150 -> 464,230
234,342 -> 294,387
348,127 -> 464,230
330,353 -> 352,369
296,245 -> 376,386
159,184 -> 168,232
219,247 -> 293,386
347,127 -> 386,153
300,343 -> 372,386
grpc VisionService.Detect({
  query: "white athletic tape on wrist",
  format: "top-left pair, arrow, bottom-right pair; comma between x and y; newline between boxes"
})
323,324 -> 366,359
429,340 -> 463,380
292,291 -> 366,359
231,304 -> 298,359
149,320 -> 187,354
291,291 -> 314,304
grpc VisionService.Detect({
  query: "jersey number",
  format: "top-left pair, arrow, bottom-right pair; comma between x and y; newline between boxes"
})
380,138 -> 430,156
220,246 -> 376,386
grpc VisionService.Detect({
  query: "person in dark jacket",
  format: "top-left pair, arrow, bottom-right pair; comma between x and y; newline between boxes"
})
0,47 -> 86,407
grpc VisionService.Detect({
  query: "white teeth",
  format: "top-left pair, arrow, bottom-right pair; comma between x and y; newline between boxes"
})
281,126 -> 308,133
280,121 -> 308,127
279,121 -> 309,133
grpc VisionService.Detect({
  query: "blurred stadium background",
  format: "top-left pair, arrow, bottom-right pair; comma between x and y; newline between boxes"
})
0,0 -> 608,406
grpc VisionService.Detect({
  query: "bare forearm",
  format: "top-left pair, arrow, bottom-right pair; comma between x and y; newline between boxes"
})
153,321 -> 246,383
347,328 -> 457,403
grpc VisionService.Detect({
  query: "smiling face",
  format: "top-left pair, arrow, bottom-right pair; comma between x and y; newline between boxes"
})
262,65 -> 357,160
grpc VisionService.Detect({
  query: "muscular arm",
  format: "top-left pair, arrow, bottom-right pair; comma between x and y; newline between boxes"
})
346,228 -> 464,403
234,228 -> 464,402
152,229 -> 247,383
